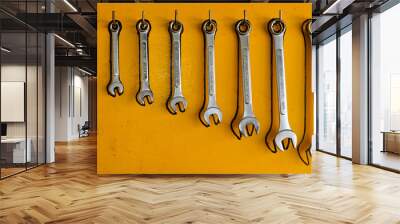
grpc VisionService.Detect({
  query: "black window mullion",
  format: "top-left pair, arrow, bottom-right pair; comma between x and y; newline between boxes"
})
336,30 -> 341,157
316,44 -> 320,151
0,19 -> 2,179
367,11 -> 373,165
36,0 -> 39,167
24,0 -> 28,171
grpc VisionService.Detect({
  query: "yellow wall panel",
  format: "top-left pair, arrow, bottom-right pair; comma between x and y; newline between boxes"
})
97,3 -> 312,174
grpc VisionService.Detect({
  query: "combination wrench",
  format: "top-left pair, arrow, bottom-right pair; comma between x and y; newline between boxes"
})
268,18 -> 297,151
107,16 -> 124,97
167,20 -> 187,114
233,19 -> 260,138
136,18 -> 154,106
200,19 -> 222,126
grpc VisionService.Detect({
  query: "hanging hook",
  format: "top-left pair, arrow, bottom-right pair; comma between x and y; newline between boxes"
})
174,9 -> 178,23
208,9 -> 211,23
243,9 -> 247,21
112,10 -> 116,25
279,10 -> 283,20
139,10 -> 148,30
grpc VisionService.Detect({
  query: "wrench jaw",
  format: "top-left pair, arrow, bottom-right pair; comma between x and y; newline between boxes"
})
136,90 -> 154,106
167,96 -> 187,115
201,107 -> 222,127
107,80 -> 124,97
238,117 -> 260,138
274,130 -> 297,151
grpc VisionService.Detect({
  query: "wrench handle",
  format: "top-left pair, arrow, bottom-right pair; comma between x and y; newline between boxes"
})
171,32 -> 182,96
139,31 -> 150,89
239,36 -> 252,107
273,35 -> 288,116
205,32 -> 216,98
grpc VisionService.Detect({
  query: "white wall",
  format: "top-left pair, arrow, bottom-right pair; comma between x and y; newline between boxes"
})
55,67 -> 89,141
55,67 -> 69,141
72,73 -> 89,138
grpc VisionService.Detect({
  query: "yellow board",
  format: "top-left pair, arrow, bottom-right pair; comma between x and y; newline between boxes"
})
97,3 -> 313,174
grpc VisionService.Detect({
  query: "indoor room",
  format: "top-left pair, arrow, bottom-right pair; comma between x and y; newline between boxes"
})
0,0 -> 400,223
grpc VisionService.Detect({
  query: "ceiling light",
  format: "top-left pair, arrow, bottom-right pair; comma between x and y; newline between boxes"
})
77,67 -> 94,76
322,0 -> 355,15
63,0 -> 78,12
54,34 -> 75,48
1,47 -> 11,53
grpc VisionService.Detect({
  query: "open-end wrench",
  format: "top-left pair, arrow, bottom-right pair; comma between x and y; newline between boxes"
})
200,19 -> 222,126
136,19 -> 154,106
167,20 -> 187,114
234,19 -> 260,137
268,18 -> 297,151
107,19 -> 124,97
296,19 -> 313,165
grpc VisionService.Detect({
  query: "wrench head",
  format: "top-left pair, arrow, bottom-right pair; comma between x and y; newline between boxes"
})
201,107 -> 222,126
274,130 -> 297,151
108,20 -> 122,34
238,117 -> 260,137
107,81 -> 124,97
136,90 -> 154,106
168,96 -> 187,114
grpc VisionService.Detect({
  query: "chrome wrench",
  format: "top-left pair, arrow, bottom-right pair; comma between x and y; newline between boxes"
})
136,19 -> 154,106
200,19 -> 222,126
107,19 -> 124,97
269,18 -> 297,151
167,20 -> 187,114
234,19 -> 260,137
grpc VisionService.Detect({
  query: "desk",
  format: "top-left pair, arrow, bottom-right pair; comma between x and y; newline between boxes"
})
382,131 -> 400,154
1,138 -> 31,163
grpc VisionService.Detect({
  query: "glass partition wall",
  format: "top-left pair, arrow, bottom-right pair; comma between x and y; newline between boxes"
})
0,1 -> 46,179
316,27 -> 353,159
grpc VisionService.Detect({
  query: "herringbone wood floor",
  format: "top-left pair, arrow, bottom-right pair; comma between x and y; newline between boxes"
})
1,135 -> 400,224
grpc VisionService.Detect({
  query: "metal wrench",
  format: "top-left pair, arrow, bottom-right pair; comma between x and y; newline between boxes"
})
136,19 -> 154,106
200,19 -> 222,126
107,19 -> 124,97
234,19 -> 260,137
268,18 -> 297,151
167,20 -> 187,114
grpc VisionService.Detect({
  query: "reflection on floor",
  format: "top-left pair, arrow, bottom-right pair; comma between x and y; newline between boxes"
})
0,167 -> 25,178
373,150 -> 400,171
0,163 -> 42,179
0,135 -> 400,223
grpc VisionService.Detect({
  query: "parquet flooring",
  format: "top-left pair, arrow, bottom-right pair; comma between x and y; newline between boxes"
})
1,135 -> 400,224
